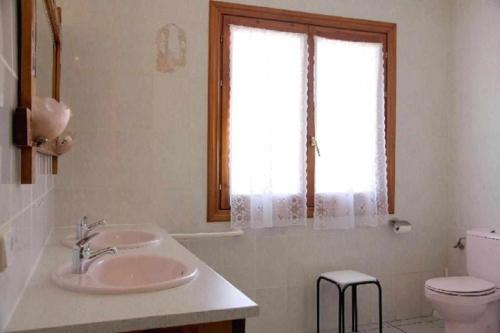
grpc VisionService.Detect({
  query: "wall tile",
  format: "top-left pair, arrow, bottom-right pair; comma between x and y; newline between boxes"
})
247,287 -> 287,333
0,144 -> 12,224
112,73 -> 154,131
285,234 -> 313,288
287,285 -> 316,333
68,130 -> 116,190
113,131 -> 154,191
219,234 -> 256,293
392,273 -> 422,320
377,275 -> 397,323
112,186 -> 153,225
70,188 -> 115,224
0,217 -> 26,329
149,131 -> 205,192
0,187 -> 54,331
150,186 -> 205,231
182,238 -> 225,274
0,0 -> 16,70
255,234 -> 288,289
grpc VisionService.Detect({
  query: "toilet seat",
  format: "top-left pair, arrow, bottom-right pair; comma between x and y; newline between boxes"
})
425,276 -> 496,297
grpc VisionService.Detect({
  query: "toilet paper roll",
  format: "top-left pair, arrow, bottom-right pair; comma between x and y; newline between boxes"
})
393,221 -> 412,234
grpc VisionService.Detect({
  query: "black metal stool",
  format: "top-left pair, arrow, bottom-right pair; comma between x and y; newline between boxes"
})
316,270 -> 382,333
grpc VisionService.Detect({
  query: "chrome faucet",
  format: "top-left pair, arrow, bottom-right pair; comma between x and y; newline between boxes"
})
72,232 -> 117,274
76,216 -> 107,239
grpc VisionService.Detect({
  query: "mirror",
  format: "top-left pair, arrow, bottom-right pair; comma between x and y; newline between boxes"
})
35,0 -> 54,99
14,0 -> 62,184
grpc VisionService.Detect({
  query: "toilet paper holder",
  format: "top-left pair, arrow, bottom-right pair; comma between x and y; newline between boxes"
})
453,237 -> 465,250
389,218 -> 411,232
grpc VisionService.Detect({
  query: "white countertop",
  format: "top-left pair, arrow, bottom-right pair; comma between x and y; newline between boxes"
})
6,225 -> 258,333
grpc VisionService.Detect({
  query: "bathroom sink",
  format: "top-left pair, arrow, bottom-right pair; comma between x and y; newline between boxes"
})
62,230 -> 162,250
52,254 -> 197,294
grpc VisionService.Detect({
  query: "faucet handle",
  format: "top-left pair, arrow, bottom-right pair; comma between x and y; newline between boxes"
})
76,217 -> 107,239
83,219 -> 107,238
87,219 -> 107,230
75,232 -> 99,248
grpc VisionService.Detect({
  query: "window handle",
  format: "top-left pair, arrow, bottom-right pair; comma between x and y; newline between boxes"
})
311,137 -> 320,157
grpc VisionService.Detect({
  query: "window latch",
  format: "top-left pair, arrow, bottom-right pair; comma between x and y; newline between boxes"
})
311,137 -> 320,157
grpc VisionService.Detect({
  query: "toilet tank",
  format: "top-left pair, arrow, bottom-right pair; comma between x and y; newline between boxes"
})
466,228 -> 500,286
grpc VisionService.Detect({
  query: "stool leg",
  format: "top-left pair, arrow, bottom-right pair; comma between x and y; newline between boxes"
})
339,288 -> 345,333
317,278 -> 321,333
352,285 -> 358,332
376,281 -> 383,333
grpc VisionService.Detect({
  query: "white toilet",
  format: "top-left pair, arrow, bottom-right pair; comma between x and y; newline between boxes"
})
425,228 -> 500,333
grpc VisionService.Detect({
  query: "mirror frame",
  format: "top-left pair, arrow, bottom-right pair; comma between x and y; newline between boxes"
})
14,0 -> 62,184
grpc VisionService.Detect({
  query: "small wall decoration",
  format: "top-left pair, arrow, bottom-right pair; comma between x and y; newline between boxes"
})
155,23 -> 186,73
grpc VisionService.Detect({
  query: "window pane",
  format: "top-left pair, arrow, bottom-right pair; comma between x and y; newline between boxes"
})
228,25 -> 308,196
314,37 -> 384,194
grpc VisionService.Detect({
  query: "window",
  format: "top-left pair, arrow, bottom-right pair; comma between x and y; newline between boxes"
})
208,1 -> 396,222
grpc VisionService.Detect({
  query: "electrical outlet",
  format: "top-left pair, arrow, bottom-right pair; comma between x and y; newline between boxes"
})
0,224 -> 14,272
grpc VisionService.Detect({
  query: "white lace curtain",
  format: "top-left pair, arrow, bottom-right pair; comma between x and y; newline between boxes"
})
313,37 -> 388,229
229,25 -> 308,228
228,26 -> 388,229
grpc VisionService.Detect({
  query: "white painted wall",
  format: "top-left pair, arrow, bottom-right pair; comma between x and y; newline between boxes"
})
448,0 -> 500,276
56,0 -> 454,332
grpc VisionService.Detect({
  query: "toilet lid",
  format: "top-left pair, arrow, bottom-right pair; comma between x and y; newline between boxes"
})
425,277 -> 496,296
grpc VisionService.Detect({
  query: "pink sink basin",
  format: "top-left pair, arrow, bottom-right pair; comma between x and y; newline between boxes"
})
62,230 -> 162,250
52,254 -> 197,294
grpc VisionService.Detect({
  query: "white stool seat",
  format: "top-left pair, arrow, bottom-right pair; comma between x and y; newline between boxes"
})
320,270 -> 377,287
317,270 -> 382,333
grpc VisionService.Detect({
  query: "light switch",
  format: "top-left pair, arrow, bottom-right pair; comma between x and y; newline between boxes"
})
0,224 -> 14,272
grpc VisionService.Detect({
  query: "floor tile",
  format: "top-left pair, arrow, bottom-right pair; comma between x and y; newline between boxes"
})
344,323 -> 400,333
321,316 -> 444,333
390,318 -> 444,333
395,322 -> 443,333
359,326 -> 403,333
389,316 -> 436,327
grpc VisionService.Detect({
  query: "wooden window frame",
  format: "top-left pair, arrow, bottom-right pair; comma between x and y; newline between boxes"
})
207,1 -> 396,222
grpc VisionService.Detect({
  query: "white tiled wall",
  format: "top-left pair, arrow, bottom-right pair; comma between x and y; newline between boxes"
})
0,1 -> 55,331
448,0 -> 500,276
55,0 -> 454,332
179,228 -> 443,333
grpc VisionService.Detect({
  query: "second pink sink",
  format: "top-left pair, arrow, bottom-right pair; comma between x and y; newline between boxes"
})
62,230 -> 162,250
